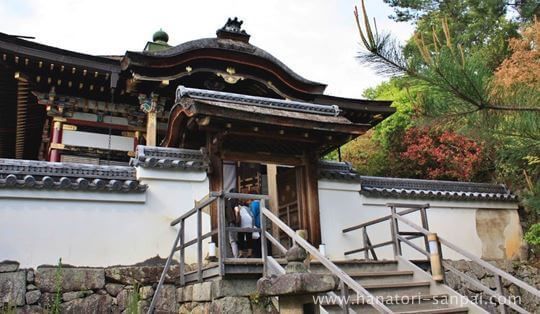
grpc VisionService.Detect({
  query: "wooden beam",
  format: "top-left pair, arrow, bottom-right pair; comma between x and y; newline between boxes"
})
188,99 -> 371,135
221,150 -> 303,166
221,129 -> 319,144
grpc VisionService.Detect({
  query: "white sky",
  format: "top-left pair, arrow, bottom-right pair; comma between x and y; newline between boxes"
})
0,0 -> 414,98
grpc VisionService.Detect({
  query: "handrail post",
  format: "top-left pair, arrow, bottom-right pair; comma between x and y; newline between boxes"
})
217,194 -> 226,276
197,206 -> 203,282
389,205 -> 401,257
495,274 -> 507,314
339,279 -> 350,314
261,203 -> 269,277
148,224 -> 183,314
420,205 -> 430,261
427,233 -> 444,282
362,227 -> 369,260
179,219 -> 185,286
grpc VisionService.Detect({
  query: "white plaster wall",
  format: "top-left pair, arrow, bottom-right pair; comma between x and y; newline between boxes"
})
0,167 -> 209,268
318,179 -> 520,261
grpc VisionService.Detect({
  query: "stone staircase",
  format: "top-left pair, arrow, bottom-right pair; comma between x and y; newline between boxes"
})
309,259 -> 485,314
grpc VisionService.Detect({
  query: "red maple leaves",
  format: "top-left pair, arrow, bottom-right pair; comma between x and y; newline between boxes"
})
399,127 -> 483,181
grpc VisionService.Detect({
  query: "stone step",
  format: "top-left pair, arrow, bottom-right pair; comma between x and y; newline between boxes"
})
398,307 -> 469,314
351,270 -> 415,284
310,260 -> 399,273
321,294 -> 454,314
312,269 -> 415,284
353,281 -> 432,298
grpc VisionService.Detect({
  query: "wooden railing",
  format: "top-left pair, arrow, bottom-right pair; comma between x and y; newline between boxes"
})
342,203 -> 429,259
150,191 -> 395,313
148,191 -> 268,313
342,203 -> 540,314
261,206 -> 393,313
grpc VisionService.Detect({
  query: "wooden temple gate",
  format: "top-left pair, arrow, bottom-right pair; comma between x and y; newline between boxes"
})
162,86 -> 374,246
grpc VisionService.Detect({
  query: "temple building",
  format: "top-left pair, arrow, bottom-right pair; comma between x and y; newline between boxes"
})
0,17 -> 392,165
0,17 -> 533,313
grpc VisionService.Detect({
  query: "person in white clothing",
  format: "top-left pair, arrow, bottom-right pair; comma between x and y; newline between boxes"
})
237,200 -> 254,258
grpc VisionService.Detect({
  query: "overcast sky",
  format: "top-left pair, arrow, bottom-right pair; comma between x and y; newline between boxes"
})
0,0 -> 414,98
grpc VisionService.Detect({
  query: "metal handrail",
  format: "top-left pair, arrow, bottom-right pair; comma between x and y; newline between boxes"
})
393,214 -> 539,314
395,214 -> 540,299
261,207 -> 394,313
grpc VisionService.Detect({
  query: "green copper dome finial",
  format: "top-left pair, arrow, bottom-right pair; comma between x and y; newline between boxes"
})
152,28 -> 169,43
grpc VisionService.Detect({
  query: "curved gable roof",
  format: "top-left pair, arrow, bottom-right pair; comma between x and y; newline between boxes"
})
122,37 -> 327,95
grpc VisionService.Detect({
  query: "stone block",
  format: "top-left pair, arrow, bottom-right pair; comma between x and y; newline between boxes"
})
155,284 -> 176,312
27,269 -> 34,283
191,302 -> 211,314
60,293 -> 113,313
183,284 -> 194,302
211,296 -> 252,314
0,260 -> 19,273
62,290 -> 93,302
35,266 -> 105,292
0,270 -> 26,306
116,287 -> 133,311
192,282 -> 212,302
257,272 -> 337,296
139,285 -> 154,300
16,305 -> 45,314
212,278 -> 258,298
27,284 -> 37,291
104,265 -> 180,285
138,300 -> 150,313
37,292 -> 55,309
176,287 -> 183,303
26,290 -> 41,305
105,283 -> 124,297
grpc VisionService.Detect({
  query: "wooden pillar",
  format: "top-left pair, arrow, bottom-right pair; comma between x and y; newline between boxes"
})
296,166 -> 308,232
146,111 -> 157,146
266,164 -> 279,215
207,133 -> 223,243
49,117 -> 64,162
139,93 -> 159,147
267,164 -> 281,239
134,131 -> 141,150
303,152 -> 321,246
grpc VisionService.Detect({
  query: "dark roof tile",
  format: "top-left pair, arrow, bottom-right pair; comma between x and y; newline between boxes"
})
130,145 -> 209,171
176,86 -> 340,116
0,159 -> 146,193
318,161 -> 517,202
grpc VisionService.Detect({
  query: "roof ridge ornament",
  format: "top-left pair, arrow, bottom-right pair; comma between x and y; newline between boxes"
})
216,17 -> 251,43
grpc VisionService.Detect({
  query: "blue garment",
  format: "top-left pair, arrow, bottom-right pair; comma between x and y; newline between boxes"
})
250,200 -> 261,228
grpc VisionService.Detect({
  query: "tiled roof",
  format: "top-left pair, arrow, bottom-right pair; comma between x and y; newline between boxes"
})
130,145 -> 209,171
0,159 -> 146,193
176,86 -> 341,117
318,161 -> 517,202
127,37 -> 326,89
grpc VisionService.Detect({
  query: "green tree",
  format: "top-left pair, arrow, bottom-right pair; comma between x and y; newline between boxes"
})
353,0 -> 540,248
383,0 -> 539,23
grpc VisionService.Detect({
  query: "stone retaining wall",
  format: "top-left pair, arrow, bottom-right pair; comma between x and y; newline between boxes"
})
444,260 -> 539,312
0,260 -> 277,314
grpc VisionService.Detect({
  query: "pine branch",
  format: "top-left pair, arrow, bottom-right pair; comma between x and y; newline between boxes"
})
353,0 -> 540,115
